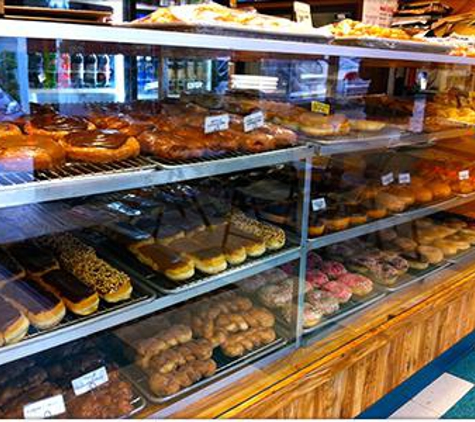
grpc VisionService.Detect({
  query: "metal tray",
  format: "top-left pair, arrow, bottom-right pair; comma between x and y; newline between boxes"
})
92,234 -> 296,295
374,262 -> 452,292
152,145 -> 304,170
447,247 -> 475,265
118,21 -> 333,43
124,384 -> 147,419
332,36 -> 452,53
120,335 -> 286,404
302,285 -> 386,335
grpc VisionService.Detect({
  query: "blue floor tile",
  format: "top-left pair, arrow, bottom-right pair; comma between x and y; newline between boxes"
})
442,387 -> 475,419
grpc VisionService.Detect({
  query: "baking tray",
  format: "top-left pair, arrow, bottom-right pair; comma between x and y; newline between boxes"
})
118,21 -> 333,43
332,36 -> 452,53
90,232 -> 295,295
302,285 -> 386,335
22,264 -> 156,340
374,261 -> 451,292
304,126 -> 403,146
120,335 -> 286,404
123,383 -> 147,419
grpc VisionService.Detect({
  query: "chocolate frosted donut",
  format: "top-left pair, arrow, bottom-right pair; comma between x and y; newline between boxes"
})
61,129 -> 140,163
0,134 -> 66,172
25,114 -> 95,140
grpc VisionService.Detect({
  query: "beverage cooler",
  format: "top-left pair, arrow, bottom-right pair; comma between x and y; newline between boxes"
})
2,15 -> 475,420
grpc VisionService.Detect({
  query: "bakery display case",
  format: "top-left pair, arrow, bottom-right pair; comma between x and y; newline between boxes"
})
3,13 -> 475,418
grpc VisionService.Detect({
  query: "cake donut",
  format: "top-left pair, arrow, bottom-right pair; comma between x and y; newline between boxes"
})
61,130 -> 141,163
306,270 -> 329,288
321,281 -> 352,303
337,273 -> 373,296
319,261 -> 348,280
306,290 -> 340,315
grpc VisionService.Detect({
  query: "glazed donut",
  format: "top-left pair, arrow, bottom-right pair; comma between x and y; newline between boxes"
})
0,122 -> 22,137
25,115 -> 95,140
0,135 -> 65,172
61,130 -> 140,164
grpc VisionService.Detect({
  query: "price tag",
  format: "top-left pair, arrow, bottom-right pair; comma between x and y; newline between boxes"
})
293,1 -> 313,27
312,197 -> 327,211
186,81 -> 203,91
243,111 -> 265,133
459,170 -> 470,180
381,172 -> 394,186
204,114 -> 229,134
398,173 -> 411,184
72,366 -> 109,396
23,395 -> 65,419
311,101 -> 331,115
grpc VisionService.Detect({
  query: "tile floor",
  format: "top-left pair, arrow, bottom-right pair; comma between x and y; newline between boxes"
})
358,331 -> 475,419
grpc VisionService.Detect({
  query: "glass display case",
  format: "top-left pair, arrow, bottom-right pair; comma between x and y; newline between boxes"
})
2,17 -> 475,418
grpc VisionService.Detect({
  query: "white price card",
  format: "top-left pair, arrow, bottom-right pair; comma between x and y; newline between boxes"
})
186,81 -> 203,91
72,366 -> 109,396
293,1 -> 313,27
243,111 -> 265,133
459,170 -> 470,180
204,114 -> 229,134
398,173 -> 411,184
23,395 -> 65,419
381,172 -> 394,186
312,197 -> 327,211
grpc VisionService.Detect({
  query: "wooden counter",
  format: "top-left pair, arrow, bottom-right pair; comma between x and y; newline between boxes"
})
141,256 -> 475,419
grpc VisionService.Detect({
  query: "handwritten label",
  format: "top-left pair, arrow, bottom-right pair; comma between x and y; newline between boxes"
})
381,172 -> 394,186
293,1 -> 313,27
398,173 -> 411,184
24,395 -> 65,419
243,111 -> 265,133
72,366 -> 109,396
312,197 -> 327,211
311,101 -> 331,115
459,170 -> 470,180
204,114 -> 229,134
186,81 -> 203,91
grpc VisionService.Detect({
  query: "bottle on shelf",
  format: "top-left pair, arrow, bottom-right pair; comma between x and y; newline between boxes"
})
57,53 -> 71,88
43,52 -> 58,89
176,59 -> 186,93
84,53 -> 98,88
137,56 -> 146,92
28,53 -> 45,89
97,54 -> 111,87
71,52 -> 85,88
144,56 -> 156,89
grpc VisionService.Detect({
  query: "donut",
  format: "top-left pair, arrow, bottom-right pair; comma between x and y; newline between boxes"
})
0,122 -> 22,137
322,281 -> 352,303
306,270 -> 329,288
0,135 -> 65,172
337,273 -> 373,296
319,261 -> 348,279
61,130 -> 141,163
25,114 -> 95,140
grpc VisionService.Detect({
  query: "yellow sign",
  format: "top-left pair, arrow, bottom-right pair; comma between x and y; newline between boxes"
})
311,101 -> 331,115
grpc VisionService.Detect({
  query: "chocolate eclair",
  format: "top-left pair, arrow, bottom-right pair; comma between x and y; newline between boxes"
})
61,129 -> 141,163
0,295 -> 29,345
38,269 -> 100,316
1,277 -> 66,329
0,247 -> 25,284
8,242 -> 59,277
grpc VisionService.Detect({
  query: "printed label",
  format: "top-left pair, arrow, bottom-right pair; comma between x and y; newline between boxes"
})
293,1 -> 313,27
312,197 -> 327,211
459,170 -> 470,180
311,101 -> 331,115
24,395 -> 66,419
204,114 -> 229,134
72,366 -> 109,396
244,111 -> 265,132
398,173 -> 411,184
381,172 -> 394,186
186,81 -> 203,91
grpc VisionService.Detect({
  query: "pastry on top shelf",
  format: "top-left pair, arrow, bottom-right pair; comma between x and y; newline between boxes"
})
61,129 -> 141,164
0,135 -> 66,172
1,277 -> 66,329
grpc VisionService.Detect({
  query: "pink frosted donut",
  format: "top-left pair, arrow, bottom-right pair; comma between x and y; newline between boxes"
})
319,260 -> 348,279
306,270 -> 329,288
322,281 -> 352,303
337,273 -> 374,296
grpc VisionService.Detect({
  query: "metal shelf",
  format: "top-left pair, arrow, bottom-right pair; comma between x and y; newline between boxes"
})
1,19 -> 475,65
308,192 -> 475,251
0,146 -> 311,209
0,246 -> 300,366
311,127 -> 475,156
